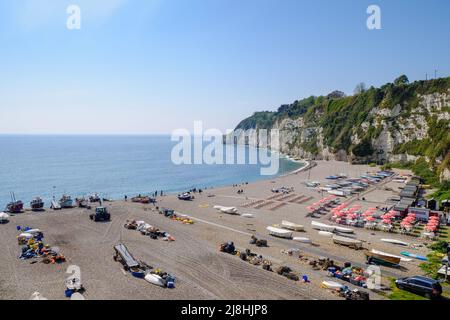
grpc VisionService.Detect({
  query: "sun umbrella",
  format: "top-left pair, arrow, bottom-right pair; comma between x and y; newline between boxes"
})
365,216 -> 376,221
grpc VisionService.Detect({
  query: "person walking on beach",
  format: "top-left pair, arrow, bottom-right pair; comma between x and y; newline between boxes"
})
124,195 -> 128,202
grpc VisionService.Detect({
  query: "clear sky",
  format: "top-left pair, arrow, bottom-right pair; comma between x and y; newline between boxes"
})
0,0 -> 449,134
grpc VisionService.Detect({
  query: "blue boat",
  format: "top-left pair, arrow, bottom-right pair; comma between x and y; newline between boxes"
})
59,195 -> 73,208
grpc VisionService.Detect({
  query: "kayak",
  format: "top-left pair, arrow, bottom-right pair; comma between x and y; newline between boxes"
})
401,252 -> 428,261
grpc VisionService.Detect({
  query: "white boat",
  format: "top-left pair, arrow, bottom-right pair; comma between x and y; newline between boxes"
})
241,214 -> 254,218
311,221 -> 336,232
332,235 -> 362,249
214,206 -> 238,214
371,249 -> 412,262
266,226 -> 293,239
322,281 -> 344,290
318,231 -> 334,237
335,226 -> 354,234
144,273 -> 165,287
281,220 -> 304,231
380,238 -> 409,246
293,237 -> 311,243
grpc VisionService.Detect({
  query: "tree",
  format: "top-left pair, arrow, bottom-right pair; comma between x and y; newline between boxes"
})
394,75 -> 409,86
354,82 -> 367,95
327,90 -> 346,99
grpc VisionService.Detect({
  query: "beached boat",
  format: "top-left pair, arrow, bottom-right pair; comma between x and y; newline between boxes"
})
59,195 -> 73,208
334,226 -> 354,234
30,197 -> 44,211
144,273 -> 165,287
214,206 -> 238,214
380,238 -> 409,246
266,226 -> 293,239
51,200 -> 61,210
293,237 -> 311,243
177,193 -> 194,201
365,250 -> 401,265
311,221 -> 335,232
371,249 -> 412,262
76,197 -> 88,208
318,231 -> 334,237
89,193 -> 100,203
281,220 -> 304,231
322,281 -> 344,290
332,235 -> 362,249
401,252 -> 428,261
241,214 -> 254,218
6,193 -> 23,213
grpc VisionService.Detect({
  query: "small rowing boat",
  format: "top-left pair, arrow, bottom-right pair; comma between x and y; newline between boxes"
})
293,237 -> 311,243
381,238 -> 409,246
332,235 -> 362,249
281,220 -> 304,231
318,231 -> 334,237
241,214 -> 254,218
334,226 -> 354,234
311,221 -> 335,232
371,249 -> 412,262
266,226 -> 293,239
322,281 -> 344,290
144,273 -> 165,287
365,250 -> 401,265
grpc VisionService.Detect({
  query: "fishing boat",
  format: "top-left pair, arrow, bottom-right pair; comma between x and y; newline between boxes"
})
30,197 -> 45,211
365,250 -> 401,266
6,193 -> 23,213
76,197 -> 88,208
281,220 -> 304,231
59,195 -> 73,208
89,193 -> 100,203
318,231 -> 334,237
332,235 -> 362,249
380,238 -> 409,246
177,193 -> 194,201
266,226 -> 293,239
311,221 -> 336,232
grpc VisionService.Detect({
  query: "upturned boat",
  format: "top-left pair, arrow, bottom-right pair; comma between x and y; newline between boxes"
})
365,250 -> 401,266
311,221 -> 336,232
281,220 -> 304,231
332,235 -> 362,249
266,226 -> 293,239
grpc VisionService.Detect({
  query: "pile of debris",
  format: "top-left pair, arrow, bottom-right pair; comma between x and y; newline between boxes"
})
158,208 -> 194,224
220,241 -> 310,282
17,226 -> 66,264
124,220 -> 175,241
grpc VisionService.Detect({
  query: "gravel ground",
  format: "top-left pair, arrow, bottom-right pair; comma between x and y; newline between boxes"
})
0,161 -> 429,300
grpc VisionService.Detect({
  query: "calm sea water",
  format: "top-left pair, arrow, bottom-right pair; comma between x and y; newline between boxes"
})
0,135 -> 302,208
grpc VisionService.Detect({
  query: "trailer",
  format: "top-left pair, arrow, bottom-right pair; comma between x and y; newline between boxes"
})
113,244 -> 140,271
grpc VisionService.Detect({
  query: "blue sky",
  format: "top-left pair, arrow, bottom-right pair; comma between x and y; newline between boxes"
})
0,0 -> 449,134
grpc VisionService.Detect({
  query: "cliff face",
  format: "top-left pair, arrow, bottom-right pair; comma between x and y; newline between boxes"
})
231,77 -> 450,179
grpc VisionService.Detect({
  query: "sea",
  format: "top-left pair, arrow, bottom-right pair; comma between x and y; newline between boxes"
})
0,135 -> 303,209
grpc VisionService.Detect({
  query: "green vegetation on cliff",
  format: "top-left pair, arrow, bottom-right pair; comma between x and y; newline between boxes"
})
235,76 -> 450,176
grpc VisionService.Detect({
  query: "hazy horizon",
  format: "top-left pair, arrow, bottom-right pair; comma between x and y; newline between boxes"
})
1,0 -> 449,134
